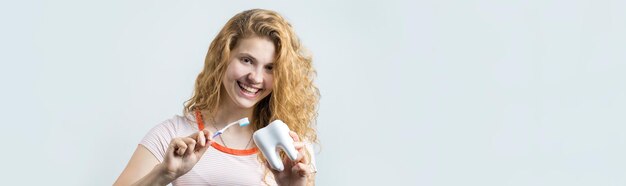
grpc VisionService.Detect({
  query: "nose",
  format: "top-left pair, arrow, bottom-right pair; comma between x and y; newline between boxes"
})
247,68 -> 264,84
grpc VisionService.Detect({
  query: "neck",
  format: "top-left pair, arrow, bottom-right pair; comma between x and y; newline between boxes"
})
212,104 -> 252,129
206,92 -> 253,130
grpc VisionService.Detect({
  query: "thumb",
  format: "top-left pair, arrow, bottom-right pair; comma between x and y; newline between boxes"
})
194,129 -> 215,157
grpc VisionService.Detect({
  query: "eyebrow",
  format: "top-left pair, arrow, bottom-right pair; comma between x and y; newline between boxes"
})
238,52 -> 274,65
238,53 -> 258,62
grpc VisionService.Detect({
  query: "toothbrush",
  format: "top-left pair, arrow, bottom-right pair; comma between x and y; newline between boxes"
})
211,118 -> 250,139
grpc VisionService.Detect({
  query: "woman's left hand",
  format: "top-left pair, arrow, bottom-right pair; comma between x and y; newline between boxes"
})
270,131 -> 315,186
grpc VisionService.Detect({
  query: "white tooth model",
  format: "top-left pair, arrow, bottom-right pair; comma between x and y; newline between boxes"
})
252,120 -> 298,171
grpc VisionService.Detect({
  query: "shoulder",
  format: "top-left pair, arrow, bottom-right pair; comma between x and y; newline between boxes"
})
139,113 -> 200,162
146,113 -> 199,139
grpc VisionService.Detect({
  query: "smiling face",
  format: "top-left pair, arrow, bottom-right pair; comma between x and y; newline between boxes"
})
221,36 -> 276,109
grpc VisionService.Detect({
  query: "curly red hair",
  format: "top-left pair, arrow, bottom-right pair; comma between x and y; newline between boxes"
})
182,9 -> 319,185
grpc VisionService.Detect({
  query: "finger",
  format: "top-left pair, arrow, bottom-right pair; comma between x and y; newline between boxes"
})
197,131 -> 206,147
194,130 -> 213,157
195,140 -> 211,157
293,141 -> 305,150
293,145 -> 309,165
166,139 -> 177,155
290,140 -> 308,162
186,131 -> 199,141
172,138 -> 188,156
181,137 -> 196,156
292,162 -> 313,177
289,131 -> 301,142
202,129 -> 213,145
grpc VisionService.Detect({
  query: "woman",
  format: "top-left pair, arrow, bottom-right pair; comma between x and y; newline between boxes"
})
114,9 -> 319,186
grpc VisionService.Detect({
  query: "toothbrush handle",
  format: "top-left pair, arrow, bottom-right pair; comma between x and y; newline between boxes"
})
212,131 -> 222,139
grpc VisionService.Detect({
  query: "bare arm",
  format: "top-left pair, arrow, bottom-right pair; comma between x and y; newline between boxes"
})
113,145 -> 174,186
114,129 -> 213,186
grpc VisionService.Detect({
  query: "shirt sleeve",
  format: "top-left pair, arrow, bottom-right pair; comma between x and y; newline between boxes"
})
139,119 -> 178,163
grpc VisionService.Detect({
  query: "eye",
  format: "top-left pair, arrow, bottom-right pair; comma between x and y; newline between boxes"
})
265,65 -> 273,72
241,57 -> 252,64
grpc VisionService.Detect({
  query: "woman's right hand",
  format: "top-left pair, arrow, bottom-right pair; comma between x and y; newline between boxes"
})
157,129 -> 214,182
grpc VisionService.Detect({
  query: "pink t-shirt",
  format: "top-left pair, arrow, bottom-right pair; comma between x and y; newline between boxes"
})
139,113 -> 316,185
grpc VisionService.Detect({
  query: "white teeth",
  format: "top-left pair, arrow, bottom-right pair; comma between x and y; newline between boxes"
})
238,82 -> 259,93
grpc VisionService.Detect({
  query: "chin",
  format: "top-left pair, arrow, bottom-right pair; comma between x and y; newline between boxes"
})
234,98 -> 258,109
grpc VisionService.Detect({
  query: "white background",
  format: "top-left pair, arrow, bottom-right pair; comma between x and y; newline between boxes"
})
1,0 -> 625,185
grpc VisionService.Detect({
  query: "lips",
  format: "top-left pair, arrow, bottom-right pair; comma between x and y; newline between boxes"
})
237,81 -> 261,97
